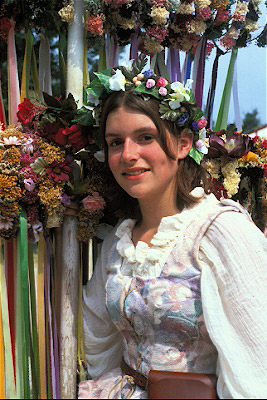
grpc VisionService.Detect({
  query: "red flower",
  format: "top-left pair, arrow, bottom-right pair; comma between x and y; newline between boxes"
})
156,77 -> 168,88
61,124 -> 88,151
262,140 -> 267,149
0,18 -> 12,40
17,98 -> 46,126
253,135 -> 261,142
46,161 -> 72,182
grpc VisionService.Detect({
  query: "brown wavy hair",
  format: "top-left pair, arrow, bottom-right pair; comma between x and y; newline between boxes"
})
100,89 -> 212,220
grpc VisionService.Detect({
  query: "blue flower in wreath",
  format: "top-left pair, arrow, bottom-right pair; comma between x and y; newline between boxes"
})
176,112 -> 189,127
143,69 -> 154,77
192,122 -> 199,131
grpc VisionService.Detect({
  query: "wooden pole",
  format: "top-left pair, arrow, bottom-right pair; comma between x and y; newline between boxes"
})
58,0 -> 84,398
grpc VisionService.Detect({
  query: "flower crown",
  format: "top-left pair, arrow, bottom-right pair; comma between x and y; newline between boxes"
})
86,55 -> 208,165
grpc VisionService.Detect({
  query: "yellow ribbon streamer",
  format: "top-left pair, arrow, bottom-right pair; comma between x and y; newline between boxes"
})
0,292 -> 5,399
38,233 -> 47,399
0,240 -> 16,398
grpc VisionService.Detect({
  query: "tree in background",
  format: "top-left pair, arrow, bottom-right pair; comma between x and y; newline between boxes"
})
242,108 -> 262,134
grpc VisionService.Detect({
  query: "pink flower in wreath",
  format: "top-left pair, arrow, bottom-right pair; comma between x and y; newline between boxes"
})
198,118 -> 207,129
156,77 -> 168,88
158,87 -> 168,96
82,192 -> 106,211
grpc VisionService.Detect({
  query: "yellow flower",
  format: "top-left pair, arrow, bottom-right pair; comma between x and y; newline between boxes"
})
4,146 -> 21,165
211,0 -> 230,8
144,38 -> 164,53
239,151 -> 259,163
58,2 -> 74,23
39,178 -> 64,215
187,20 -> 206,34
221,160 -> 241,198
176,3 -> 194,14
0,175 -> 21,200
39,141 -> 65,164
150,6 -> 169,25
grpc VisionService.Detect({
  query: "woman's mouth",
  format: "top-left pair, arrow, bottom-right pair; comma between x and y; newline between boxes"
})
122,169 -> 150,176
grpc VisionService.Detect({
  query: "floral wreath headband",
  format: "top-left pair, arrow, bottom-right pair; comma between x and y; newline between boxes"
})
86,55 -> 208,165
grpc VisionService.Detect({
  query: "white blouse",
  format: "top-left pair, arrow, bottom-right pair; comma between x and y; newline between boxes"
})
83,189 -> 267,399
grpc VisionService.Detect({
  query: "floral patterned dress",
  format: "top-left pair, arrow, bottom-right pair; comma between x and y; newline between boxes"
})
79,188 -> 267,399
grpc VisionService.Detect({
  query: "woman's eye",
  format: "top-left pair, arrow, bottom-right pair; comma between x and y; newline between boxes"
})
140,135 -> 154,142
108,139 -> 123,147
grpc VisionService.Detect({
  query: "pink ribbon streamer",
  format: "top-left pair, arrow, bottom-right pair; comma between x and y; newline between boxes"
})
167,48 -> 181,83
192,37 -> 207,108
106,33 -> 119,68
39,33 -> 52,95
0,74 -> 6,129
7,19 -> 20,125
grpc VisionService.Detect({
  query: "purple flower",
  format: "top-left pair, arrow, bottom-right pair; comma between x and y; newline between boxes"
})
143,69 -> 154,77
176,112 -> 189,127
61,193 -> 71,206
24,178 -> 36,192
233,21 -> 245,30
207,134 -> 251,159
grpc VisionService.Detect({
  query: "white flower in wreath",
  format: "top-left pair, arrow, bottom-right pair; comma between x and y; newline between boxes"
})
196,128 -> 208,155
169,79 -> 193,110
109,69 -> 126,91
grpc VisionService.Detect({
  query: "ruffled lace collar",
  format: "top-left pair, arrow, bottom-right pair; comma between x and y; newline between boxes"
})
115,187 -> 217,279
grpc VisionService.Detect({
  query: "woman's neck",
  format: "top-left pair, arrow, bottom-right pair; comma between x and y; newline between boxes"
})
132,195 -> 180,246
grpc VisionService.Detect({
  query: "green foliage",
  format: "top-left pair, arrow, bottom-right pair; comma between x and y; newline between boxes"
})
242,109 -> 262,134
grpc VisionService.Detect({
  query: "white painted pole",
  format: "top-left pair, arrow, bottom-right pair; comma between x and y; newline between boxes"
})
59,0 -> 84,398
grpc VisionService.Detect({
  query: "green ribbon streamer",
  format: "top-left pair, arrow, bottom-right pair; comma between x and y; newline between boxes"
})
16,236 -> 23,399
31,48 -> 40,95
28,243 -> 40,398
19,210 -> 30,399
214,47 -> 238,131
98,40 -> 107,72
0,242 -> 16,398
156,52 -> 170,81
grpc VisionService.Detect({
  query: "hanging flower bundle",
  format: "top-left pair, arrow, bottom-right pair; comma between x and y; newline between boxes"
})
0,94 -> 107,242
203,126 -> 267,230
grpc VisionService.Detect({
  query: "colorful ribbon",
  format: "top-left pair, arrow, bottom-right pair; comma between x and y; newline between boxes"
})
106,33 -> 119,68
0,278 -> 5,399
20,30 -> 34,102
205,46 -> 224,129
7,19 -> 20,125
167,47 -> 181,83
215,47 -> 238,131
39,33 -> 52,95
0,73 -> 7,129
233,60 -> 242,131
192,36 -> 207,108
0,239 -> 16,399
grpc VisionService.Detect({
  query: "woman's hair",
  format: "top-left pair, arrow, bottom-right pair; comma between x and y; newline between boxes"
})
100,89 -> 212,220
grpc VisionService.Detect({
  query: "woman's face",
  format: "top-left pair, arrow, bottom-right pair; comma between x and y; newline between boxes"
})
105,106 -> 188,205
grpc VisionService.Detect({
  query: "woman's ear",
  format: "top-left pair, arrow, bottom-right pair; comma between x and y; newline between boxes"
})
177,128 -> 193,160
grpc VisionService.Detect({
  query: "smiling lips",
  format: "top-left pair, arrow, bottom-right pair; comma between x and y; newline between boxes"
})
122,168 -> 151,180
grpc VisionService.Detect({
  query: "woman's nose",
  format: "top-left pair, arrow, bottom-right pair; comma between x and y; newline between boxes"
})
121,139 -> 139,162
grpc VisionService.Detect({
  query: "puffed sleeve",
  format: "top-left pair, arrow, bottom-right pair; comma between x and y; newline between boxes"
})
199,211 -> 267,399
83,229 -> 124,379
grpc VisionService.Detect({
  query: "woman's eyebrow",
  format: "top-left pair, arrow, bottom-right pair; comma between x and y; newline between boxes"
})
105,127 -> 157,138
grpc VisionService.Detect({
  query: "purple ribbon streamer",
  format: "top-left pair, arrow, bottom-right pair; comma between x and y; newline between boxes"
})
192,37 -> 207,108
106,33 -> 119,68
167,47 -> 181,83
130,31 -> 139,61
233,62 -> 242,131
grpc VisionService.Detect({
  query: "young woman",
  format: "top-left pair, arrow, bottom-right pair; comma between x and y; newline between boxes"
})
78,61 -> 267,399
